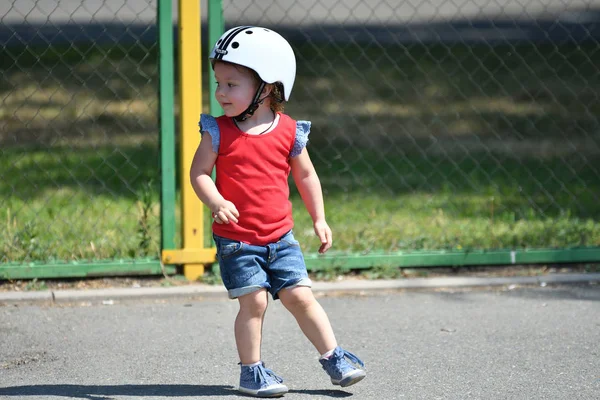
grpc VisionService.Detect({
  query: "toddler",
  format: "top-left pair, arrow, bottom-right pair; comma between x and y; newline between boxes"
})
190,26 -> 366,397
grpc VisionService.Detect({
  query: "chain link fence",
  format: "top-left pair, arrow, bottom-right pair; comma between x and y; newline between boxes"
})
1,0 -> 162,265
2,0 -> 600,270
224,0 -> 600,254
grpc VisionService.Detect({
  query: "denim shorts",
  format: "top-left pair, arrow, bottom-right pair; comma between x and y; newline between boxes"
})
213,230 -> 312,300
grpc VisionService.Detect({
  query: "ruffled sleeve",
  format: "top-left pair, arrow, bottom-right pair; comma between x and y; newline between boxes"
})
290,120 -> 311,157
198,114 -> 220,153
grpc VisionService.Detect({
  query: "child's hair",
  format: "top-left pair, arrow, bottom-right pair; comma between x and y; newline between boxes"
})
269,82 -> 285,113
245,68 -> 285,113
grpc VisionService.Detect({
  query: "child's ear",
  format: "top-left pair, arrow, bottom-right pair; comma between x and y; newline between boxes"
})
261,83 -> 274,97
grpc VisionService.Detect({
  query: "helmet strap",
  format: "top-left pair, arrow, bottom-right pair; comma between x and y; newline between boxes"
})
234,81 -> 267,122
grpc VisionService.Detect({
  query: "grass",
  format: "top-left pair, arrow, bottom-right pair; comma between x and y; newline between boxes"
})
1,40 -> 600,264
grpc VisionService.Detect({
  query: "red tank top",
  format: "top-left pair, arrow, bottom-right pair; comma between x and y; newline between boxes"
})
213,113 -> 297,245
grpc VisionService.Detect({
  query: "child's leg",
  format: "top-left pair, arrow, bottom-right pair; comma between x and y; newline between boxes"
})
235,288 -> 269,364
235,288 -> 289,397
267,231 -> 366,387
278,286 -> 337,355
279,285 -> 366,387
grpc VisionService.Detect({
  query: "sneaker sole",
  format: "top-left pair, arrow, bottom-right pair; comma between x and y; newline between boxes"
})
332,370 -> 366,387
238,384 -> 288,398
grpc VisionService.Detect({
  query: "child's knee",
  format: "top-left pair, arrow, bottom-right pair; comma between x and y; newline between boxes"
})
238,289 -> 269,316
280,286 -> 315,312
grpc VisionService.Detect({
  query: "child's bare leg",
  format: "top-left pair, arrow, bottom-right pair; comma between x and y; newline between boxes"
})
280,287 -> 366,387
278,286 -> 337,354
235,289 -> 269,364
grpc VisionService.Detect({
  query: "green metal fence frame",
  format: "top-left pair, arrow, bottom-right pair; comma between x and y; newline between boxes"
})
304,248 -> 600,272
160,0 -> 177,255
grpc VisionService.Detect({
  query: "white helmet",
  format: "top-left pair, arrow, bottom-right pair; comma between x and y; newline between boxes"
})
209,26 -> 296,101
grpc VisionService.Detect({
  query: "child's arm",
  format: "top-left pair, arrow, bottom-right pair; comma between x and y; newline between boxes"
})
190,132 -> 239,224
290,148 -> 332,253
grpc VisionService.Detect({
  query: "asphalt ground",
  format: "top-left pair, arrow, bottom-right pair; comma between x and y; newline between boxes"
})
1,277 -> 599,400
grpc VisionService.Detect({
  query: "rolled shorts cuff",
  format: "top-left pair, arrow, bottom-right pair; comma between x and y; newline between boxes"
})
228,284 -> 270,299
272,277 -> 313,299
228,278 -> 312,300
288,277 -> 312,290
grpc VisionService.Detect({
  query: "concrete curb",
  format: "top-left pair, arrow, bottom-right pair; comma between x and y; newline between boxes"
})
311,273 -> 600,292
1,273 -> 599,304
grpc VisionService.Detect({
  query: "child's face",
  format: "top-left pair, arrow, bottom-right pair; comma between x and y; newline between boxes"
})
214,62 -> 259,117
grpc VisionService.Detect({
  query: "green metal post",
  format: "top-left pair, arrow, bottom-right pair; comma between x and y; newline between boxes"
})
158,0 -> 177,251
205,0 -> 224,247
208,0 -> 224,116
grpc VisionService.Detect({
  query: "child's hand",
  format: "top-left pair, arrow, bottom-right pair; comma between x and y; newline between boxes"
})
314,220 -> 332,254
212,200 -> 239,224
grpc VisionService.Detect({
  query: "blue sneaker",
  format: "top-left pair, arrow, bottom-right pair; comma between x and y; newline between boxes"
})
319,347 -> 366,387
238,362 -> 288,398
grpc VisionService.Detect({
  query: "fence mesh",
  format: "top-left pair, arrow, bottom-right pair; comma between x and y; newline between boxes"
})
1,0 -> 161,264
2,0 -> 600,268
222,0 -> 600,254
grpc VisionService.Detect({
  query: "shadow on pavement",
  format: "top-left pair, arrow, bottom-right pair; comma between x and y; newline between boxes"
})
289,389 -> 353,397
500,284 -> 600,302
429,283 -> 600,303
0,384 -> 237,398
0,384 -> 354,398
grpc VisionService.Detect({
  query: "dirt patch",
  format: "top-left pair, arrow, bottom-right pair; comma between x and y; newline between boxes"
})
1,351 -> 57,370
